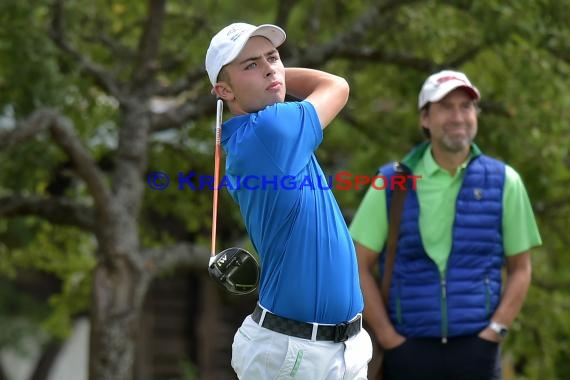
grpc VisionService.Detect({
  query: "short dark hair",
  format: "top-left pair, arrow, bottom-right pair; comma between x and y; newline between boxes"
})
420,104 -> 431,139
218,66 -> 231,85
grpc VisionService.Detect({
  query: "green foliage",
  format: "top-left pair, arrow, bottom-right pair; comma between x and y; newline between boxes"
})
0,0 -> 64,113
506,257 -> 570,379
0,281 -> 50,354
1,0 -> 570,378
0,222 -> 95,339
180,360 -> 199,380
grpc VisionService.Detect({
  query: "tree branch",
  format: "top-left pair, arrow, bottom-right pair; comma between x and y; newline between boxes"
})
0,117 -> 46,148
446,46 -> 486,69
275,0 -> 299,28
50,0 -> 122,99
287,0 -> 423,67
479,100 -> 513,118
0,195 -> 96,231
150,94 -> 213,132
4,108 -> 114,220
154,67 -> 206,97
533,278 -> 570,293
81,33 -> 135,63
131,0 -> 166,92
141,242 -> 210,274
29,338 -> 64,380
336,47 -> 436,71
545,46 -> 570,64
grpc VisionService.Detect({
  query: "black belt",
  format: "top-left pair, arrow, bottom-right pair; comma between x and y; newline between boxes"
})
251,304 -> 361,343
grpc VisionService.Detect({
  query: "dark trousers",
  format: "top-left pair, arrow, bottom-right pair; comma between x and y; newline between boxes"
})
383,335 -> 502,380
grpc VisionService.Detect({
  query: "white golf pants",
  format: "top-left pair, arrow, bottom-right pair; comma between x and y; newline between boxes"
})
231,315 -> 372,379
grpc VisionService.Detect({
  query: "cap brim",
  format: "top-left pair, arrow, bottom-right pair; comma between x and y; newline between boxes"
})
250,24 -> 286,49
223,24 -> 286,68
429,81 -> 480,104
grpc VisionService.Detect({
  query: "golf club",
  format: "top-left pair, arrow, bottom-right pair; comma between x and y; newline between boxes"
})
208,98 -> 260,295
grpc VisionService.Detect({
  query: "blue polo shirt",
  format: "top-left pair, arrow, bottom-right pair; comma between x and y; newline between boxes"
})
221,101 -> 363,324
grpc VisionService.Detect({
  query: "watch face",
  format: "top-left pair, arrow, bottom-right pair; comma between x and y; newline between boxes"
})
490,322 -> 508,337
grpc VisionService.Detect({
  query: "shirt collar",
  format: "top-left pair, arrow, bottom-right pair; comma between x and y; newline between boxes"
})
421,144 -> 477,177
221,114 -> 249,143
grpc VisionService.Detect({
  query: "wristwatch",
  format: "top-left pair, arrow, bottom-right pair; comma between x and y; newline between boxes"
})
489,321 -> 509,338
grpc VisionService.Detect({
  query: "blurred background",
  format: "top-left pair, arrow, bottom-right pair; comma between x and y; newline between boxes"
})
0,0 -> 569,379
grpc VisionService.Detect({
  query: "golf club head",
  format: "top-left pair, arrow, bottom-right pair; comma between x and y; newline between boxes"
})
208,247 -> 260,295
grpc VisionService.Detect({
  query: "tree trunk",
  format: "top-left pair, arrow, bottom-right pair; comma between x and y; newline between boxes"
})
86,91 -> 152,379
29,339 -> 64,380
0,362 -> 7,380
89,257 -> 150,380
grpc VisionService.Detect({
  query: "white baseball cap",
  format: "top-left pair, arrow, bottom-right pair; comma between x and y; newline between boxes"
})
418,70 -> 480,109
205,23 -> 286,86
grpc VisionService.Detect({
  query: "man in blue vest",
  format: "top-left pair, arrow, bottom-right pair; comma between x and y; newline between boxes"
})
350,70 -> 542,380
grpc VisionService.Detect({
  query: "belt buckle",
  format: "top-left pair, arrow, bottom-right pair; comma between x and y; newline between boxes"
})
333,322 -> 350,343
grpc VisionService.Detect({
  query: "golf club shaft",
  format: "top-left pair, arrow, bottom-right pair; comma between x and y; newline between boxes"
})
211,99 -> 223,257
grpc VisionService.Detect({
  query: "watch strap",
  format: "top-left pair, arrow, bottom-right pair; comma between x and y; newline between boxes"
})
489,321 -> 508,337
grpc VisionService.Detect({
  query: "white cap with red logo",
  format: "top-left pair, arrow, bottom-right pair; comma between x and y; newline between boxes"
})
418,70 -> 480,109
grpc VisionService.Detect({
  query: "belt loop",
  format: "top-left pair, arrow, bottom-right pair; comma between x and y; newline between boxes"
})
311,322 -> 318,341
259,309 -> 267,326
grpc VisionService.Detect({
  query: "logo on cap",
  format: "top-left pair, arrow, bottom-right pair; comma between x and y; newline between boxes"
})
437,76 -> 467,85
227,26 -> 246,41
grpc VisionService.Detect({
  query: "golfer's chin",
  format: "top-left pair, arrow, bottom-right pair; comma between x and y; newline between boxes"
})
242,93 -> 287,113
259,93 -> 286,109
267,90 -> 286,104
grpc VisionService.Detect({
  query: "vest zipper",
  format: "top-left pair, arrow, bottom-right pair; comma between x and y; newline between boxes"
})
396,279 -> 402,324
485,275 -> 491,313
441,277 -> 448,343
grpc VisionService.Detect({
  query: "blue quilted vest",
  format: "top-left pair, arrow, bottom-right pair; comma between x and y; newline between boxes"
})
379,154 -> 505,339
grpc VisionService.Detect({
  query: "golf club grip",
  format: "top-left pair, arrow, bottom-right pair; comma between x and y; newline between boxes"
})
211,99 -> 224,257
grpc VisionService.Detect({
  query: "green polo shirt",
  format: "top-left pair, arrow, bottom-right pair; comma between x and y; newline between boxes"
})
349,144 -> 542,274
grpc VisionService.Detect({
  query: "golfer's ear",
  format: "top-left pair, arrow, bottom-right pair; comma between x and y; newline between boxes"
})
213,82 -> 233,101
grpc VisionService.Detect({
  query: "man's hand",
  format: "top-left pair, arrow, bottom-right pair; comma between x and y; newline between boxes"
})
478,326 -> 503,343
378,329 -> 406,349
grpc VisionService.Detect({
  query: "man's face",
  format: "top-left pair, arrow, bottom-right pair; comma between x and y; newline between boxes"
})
421,88 -> 478,153
218,36 -> 286,113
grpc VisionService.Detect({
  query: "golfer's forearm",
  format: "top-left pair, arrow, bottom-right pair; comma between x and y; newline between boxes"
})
285,67 -> 348,128
285,68 -> 348,102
